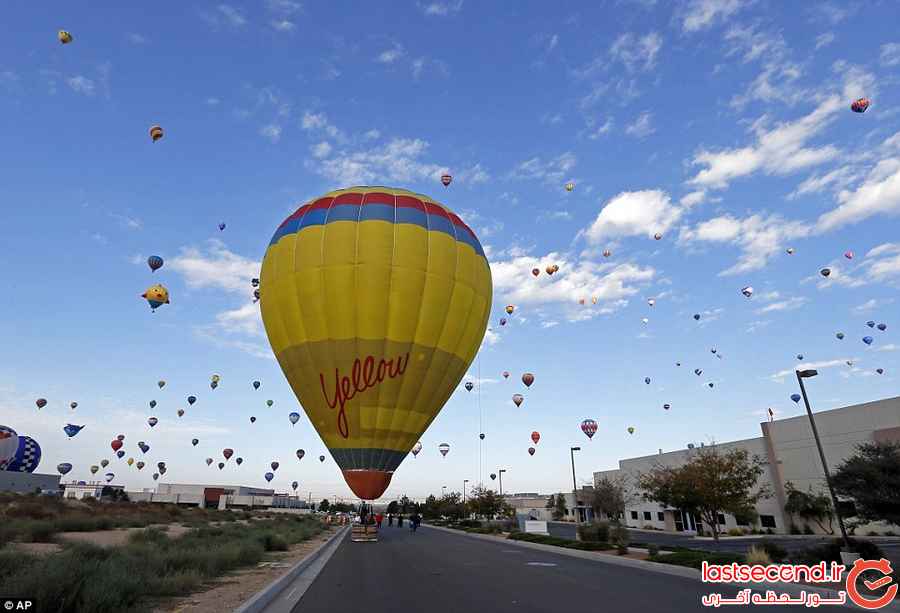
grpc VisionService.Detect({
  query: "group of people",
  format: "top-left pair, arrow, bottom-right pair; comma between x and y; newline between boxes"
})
373,512 -> 422,532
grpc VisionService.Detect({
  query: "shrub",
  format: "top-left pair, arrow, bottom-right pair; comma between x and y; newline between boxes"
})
457,519 -> 482,529
727,528 -> 744,537
746,545 -> 772,565
803,524 -> 815,535
759,540 -> 787,563
19,520 -> 58,543
647,544 -> 660,557
617,544 -> 629,555
653,550 -> 745,570
611,523 -> 630,549
793,538 -> 884,565
128,527 -> 169,546
577,522 -> 609,543
866,531 -> 879,537
258,532 -> 289,552
789,523 -> 801,535
564,541 -> 613,551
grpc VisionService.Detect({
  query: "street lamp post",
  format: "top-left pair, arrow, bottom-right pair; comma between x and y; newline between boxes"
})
463,479 -> 469,505
795,369 -> 852,551
570,447 -> 581,523
498,469 -> 506,496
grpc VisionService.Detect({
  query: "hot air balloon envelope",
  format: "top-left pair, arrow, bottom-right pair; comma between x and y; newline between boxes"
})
57,463 -> 72,475
148,256 -> 164,272
259,188 -> 491,500
851,97 -> 870,113
289,412 -> 301,425
527,447 -> 535,456
63,424 -> 84,438
581,419 -> 597,439
863,336 -> 874,345
264,472 -> 274,482
791,393 -> 802,403
522,373 -> 534,387
438,443 -> 450,457
531,431 -> 540,444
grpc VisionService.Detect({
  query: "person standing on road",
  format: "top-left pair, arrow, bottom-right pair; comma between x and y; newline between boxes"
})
410,513 -> 420,532
397,514 -> 403,528
375,512 -> 383,528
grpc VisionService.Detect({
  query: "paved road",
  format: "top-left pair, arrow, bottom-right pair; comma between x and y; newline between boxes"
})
291,524 -> 800,613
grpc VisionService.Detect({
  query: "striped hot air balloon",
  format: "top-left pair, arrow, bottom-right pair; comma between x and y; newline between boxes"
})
260,187 -> 491,500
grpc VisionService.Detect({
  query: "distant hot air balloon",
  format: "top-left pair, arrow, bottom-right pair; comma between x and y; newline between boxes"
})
644,377 -> 651,385
138,441 -> 149,454
292,481 -> 299,491
188,395 -> 197,405
253,380 -> 261,390
117,434 -> 125,441
441,174 -> 452,187
70,401 -> 78,410
581,419 -> 597,440
876,368 -> 884,375
602,249 -> 611,258
532,268 -> 540,277
218,222 -> 226,231
527,447 -> 535,456
505,305 -> 515,315
149,400 -> 157,409
218,462 -> 224,470
100,459 -> 109,468
111,439 -> 123,452
296,449 -> 306,461
693,314 -> 701,321
836,332 -> 845,340
479,433 -> 485,440
844,251 -> 854,260
271,461 -> 279,471
791,393 -> 802,403
851,98 -> 870,113
877,323 -> 887,332
647,298 -> 656,307
36,398 -> 47,410
820,268 -> 831,278
141,284 -> 170,310
663,403 -> 670,410
158,380 -> 166,389
266,400 -> 274,407
105,473 -> 115,483
191,438 -> 199,446
90,465 -> 99,475
136,461 -> 145,471
490,473 -> 496,480
438,443 -> 450,458
177,409 -> 184,417
465,382 -> 474,392
148,417 -> 158,428
264,472 -> 274,482
499,317 -> 507,326
708,382 -> 714,388
786,247 -> 795,255
319,455 -> 325,463
694,368 -> 703,376
223,448 -> 234,461
58,30 -> 73,44
512,394 -> 524,407
250,416 -> 256,423
127,457 -> 134,467
797,354 -> 804,360
545,265 -> 554,275
289,412 -> 301,425
863,336 -> 874,345
565,182 -> 575,192
867,321 -> 876,328
148,255 -> 164,272
522,373 -> 534,387
502,371 -> 509,379
206,458 -> 213,466
627,427 -> 635,435
116,450 -> 125,459
63,424 -> 84,438
236,457 -> 243,465
152,473 -> 159,481
0,427 -> 20,470
531,431 -> 540,444
641,317 -> 649,325
654,232 -> 663,241
149,125 -> 164,142
741,286 -> 753,298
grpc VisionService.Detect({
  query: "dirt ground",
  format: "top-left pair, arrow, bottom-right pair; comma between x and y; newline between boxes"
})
56,523 -> 193,547
153,527 -> 335,613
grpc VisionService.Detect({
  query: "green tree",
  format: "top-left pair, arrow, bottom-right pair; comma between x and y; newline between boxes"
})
421,495 -> 440,519
386,500 -> 399,515
591,476 -> 631,523
553,493 -> 567,520
639,447 -> 768,541
439,492 -> 465,520
319,498 -> 330,513
784,482 -> 834,534
832,442 -> 900,527
400,495 -> 411,514
467,486 -> 512,519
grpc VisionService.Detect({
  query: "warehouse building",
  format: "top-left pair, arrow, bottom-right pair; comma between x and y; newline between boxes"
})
593,396 -> 900,536
0,471 -> 60,494
127,482 -> 308,510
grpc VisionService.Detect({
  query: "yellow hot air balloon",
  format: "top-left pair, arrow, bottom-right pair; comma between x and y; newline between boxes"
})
505,305 -> 514,315
58,30 -> 73,44
127,457 -> 134,466
260,187 -> 492,500
141,284 -> 170,311
565,181 -> 575,192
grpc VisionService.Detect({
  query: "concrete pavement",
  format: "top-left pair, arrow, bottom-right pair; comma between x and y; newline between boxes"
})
289,523 -> 804,613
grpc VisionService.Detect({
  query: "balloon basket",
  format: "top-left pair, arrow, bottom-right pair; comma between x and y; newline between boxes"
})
351,523 -> 378,542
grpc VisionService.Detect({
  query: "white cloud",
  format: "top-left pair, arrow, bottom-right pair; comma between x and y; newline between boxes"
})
755,296 -> 807,314
625,112 -> 654,138
789,166 -> 861,199
815,32 -> 835,50
66,75 -> 96,96
541,320 -> 559,329
508,152 -> 576,186
723,24 -> 786,63
547,34 -> 559,52
587,117 -> 613,140
585,190 -> 681,242
679,190 -> 707,207
311,141 -> 332,158
455,163 -> 490,185
864,243 -> 900,282
877,344 -> 898,353
91,233 -> 108,245
610,32 -> 662,72
168,239 -> 260,294
300,111 -> 345,142
418,0 -> 463,16
411,57 -> 449,80
679,214 -> 810,275
215,303 -> 263,336
812,3 -> 857,25
266,0 -> 301,13
259,124 -> 282,143
308,138 -> 449,186
110,213 -> 143,230
363,129 -> 381,140
882,43 -> 900,67
769,359 -> 852,382
206,97 -> 221,106
216,4 -> 247,27
127,33 -> 147,45
376,43 -> 405,64
688,97 -> 843,190
852,298 -> 894,314
816,159 -> 900,231
193,325 -> 273,360
681,0 -> 746,32
271,19 -> 295,32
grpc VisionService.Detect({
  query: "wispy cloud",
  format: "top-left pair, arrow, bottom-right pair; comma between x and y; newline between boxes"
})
882,43 -> 900,67
625,111 -> 654,138
755,296 -> 807,314
168,239 -> 260,294
126,33 -> 147,45
681,0 -> 747,33
586,190 -> 682,242
508,152 -> 576,186
110,213 -> 143,230
376,43 -> 405,64
769,359 -> 852,382
418,0 -> 463,16
815,32 -> 835,50
259,124 -> 282,143
852,298 -> 894,314
66,75 -> 96,96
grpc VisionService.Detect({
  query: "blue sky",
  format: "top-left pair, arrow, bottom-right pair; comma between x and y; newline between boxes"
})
2,1 -> 900,502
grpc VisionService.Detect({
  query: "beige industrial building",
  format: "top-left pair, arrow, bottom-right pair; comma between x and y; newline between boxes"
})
593,396 -> 900,536
127,482 -> 309,510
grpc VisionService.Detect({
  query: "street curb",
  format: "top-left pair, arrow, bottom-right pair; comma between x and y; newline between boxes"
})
235,525 -> 349,613
422,524 -> 900,611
